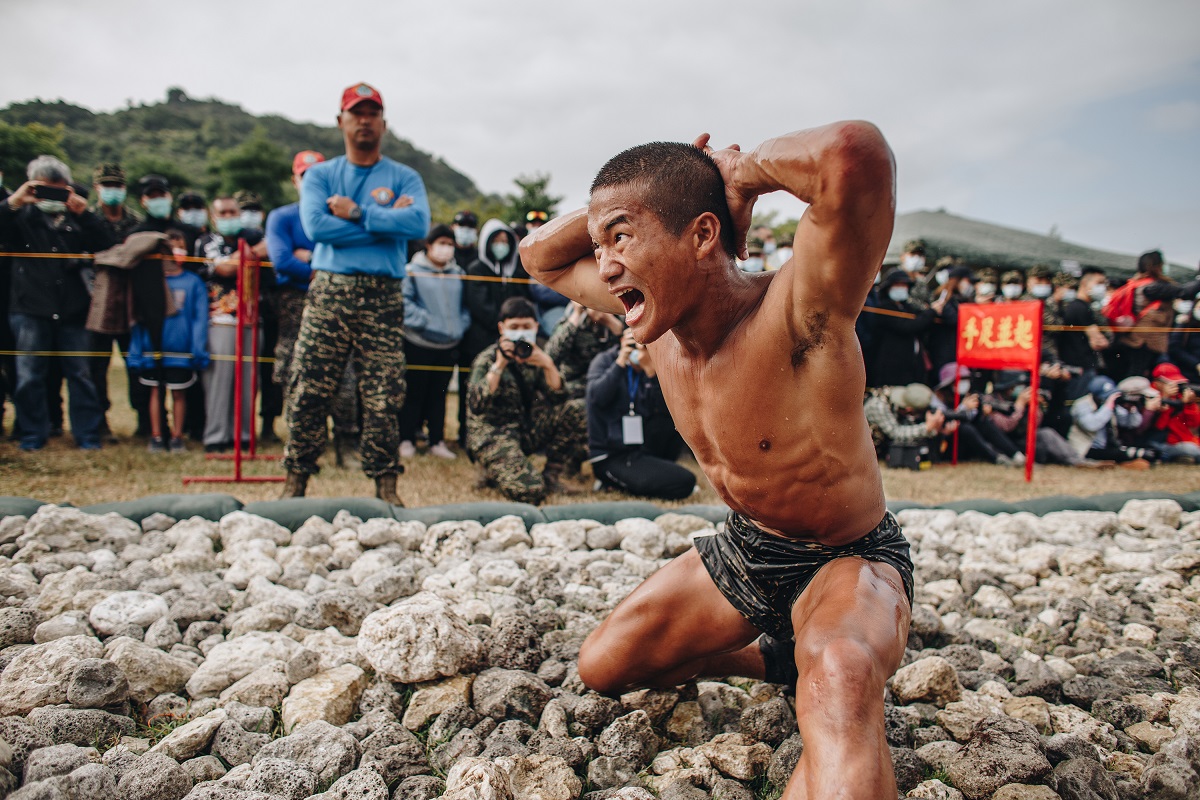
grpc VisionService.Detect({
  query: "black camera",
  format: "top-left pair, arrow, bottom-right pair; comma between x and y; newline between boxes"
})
32,185 -> 70,202
511,339 -> 533,360
941,410 -> 974,422
1118,392 -> 1146,407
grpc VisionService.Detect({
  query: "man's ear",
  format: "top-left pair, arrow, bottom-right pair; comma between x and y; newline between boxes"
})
691,212 -> 724,259
336,113 -> 344,130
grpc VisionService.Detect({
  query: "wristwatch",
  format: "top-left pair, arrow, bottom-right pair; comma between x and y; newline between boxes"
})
348,205 -> 362,222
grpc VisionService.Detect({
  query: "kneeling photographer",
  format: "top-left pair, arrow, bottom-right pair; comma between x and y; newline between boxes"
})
931,363 -> 1025,467
1070,375 -> 1158,469
586,328 -> 696,499
1143,363 -> 1200,463
466,297 -> 587,504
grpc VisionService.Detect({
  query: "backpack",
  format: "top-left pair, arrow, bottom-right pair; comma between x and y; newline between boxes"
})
1103,276 -> 1159,330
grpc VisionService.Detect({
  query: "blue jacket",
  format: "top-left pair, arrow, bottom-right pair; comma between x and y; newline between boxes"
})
127,270 -> 209,371
266,202 -> 314,290
402,251 -> 471,349
299,155 -> 430,279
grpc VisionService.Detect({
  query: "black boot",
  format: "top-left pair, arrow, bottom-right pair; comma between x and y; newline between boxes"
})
280,472 -> 308,499
375,473 -> 404,506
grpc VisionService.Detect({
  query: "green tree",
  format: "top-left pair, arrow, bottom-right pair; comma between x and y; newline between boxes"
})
211,128 -> 292,210
505,173 -> 564,223
0,122 -> 67,187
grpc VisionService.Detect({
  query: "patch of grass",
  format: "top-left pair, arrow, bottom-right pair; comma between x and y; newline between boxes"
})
749,772 -> 783,800
137,710 -> 192,746
3,363 -> 1197,507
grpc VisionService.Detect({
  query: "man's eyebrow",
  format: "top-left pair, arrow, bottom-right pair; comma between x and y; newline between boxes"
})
603,214 -> 630,233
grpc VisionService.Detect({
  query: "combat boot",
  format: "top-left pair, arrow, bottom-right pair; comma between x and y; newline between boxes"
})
280,472 -> 308,499
543,463 -> 584,496
375,473 -> 404,506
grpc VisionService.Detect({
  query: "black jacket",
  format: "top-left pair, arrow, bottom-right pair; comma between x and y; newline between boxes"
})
0,203 -> 114,321
585,345 -> 683,459
867,299 -> 935,388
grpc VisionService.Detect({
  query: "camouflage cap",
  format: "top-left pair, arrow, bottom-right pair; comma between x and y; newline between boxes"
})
1052,272 -> 1079,289
935,256 -> 958,269
233,190 -> 263,210
746,237 -> 765,255
903,239 -> 926,254
1028,264 -> 1053,279
92,163 -> 126,185
1001,270 -> 1024,284
975,268 -> 998,284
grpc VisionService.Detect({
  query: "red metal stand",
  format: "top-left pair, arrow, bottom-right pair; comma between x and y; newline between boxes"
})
184,241 -> 284,485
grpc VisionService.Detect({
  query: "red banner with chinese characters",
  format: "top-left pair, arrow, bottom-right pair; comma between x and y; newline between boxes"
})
956,301 -> 1043,481
956,301 -> 1043,371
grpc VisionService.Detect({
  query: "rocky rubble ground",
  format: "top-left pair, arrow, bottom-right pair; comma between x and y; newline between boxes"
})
0,499 -> 1195,799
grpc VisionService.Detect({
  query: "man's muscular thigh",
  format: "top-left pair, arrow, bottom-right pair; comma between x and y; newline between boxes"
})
579,549 -> 760,693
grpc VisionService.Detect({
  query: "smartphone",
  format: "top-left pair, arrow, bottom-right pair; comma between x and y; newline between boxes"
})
32,185 -> 70,202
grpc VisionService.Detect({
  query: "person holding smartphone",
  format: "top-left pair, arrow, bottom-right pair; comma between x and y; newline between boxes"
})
0,156 -> 114,451
465,296 -> 587,504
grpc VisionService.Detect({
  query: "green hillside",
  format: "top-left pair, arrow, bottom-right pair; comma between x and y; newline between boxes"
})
0,87 -> 482,213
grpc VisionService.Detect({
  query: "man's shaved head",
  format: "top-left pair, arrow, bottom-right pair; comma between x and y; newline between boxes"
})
590,142 -> 737,258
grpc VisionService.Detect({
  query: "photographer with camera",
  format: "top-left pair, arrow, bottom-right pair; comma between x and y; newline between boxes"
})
1,156 -> 115,451
546,300 -> 624,399
1069,375 -> 1157,468
1144,363 -> 1200,463
586,327 -> 696,499
931,363 -> 1025,466
864,382 -> 958,464
466,296 -> 587,504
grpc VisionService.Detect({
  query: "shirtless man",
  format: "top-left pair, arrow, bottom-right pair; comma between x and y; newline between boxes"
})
520,123 -> 913,799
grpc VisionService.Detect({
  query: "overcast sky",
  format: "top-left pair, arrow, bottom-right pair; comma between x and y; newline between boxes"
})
4,0 -> 1199,265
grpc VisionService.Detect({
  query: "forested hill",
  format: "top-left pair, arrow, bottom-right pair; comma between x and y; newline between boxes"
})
0,88 -> 481,210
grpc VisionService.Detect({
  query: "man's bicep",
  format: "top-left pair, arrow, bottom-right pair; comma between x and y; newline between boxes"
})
787,195 -> 892,317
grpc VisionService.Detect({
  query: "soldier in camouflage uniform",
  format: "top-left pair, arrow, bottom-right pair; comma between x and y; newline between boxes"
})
545,300 -> 624,399
973,267 -> 999,304
467,297 -> 587,505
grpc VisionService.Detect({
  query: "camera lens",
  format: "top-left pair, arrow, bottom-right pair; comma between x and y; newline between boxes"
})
513,340 -> 533,359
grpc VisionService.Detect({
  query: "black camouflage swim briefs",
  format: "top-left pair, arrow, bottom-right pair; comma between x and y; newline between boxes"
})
693,510 -> 914,641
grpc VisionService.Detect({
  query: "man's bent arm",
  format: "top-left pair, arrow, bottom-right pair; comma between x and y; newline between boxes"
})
519,208 -> 623,315
299,170 -> 378,247
728,122 -> 896,316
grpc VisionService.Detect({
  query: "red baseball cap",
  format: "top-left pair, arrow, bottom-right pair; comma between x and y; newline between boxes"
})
341,83 -> 384,112
292,150 -> 325,177
1152,362 -> 1186,383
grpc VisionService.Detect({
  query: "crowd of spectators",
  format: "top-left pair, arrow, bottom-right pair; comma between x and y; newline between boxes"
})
2,103 -> 1198,503
859,240 -> 1200,471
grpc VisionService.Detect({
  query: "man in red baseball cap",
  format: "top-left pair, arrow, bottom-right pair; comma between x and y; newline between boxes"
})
1147,361 -> 1200,462
281,82 -> 430,504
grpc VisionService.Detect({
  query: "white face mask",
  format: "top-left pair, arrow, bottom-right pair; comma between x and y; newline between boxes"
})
1089,284 -> 1107,302
1030,283 -> 1052,299
1002,284 -> 1023,300
887,286 -> 910,303
762,241 -> 777,255
742,257 -> 764,273
629,349 -> 642,366
454,226 -> 477,248
491,241 -> 511,260
1177,301 -> 1194,316
957,379 -> 971,395
36,199 -> 67,215
178,208 -> 208,227
1061,289 -> 1078,303
934,269 -> 949,286
428,243 -> 455,265
502,328 -> 537,344
240,211 -> 264,229
976,282 -> 996,297
902,254 -> 925,272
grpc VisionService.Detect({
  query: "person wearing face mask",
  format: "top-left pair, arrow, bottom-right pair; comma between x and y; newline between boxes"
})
546,300 -> 624,399
466,296 -> 587,504
451,210 -> 479,266
233,190 -> 282,443
1168,292 -> 1200,384
586,327 -> 696,499
865,270 -> 935,388
90,163 -> 141,241
398,225 -> 470,460
972,268 -> 998,304
0,155 -> 114,451
926,265 -> 973,378
460,218 -> 532,449
193,195 -> 254,452
1054,271 -> 1111,405
997,270 -> 1025,303
738,239 -> 767,274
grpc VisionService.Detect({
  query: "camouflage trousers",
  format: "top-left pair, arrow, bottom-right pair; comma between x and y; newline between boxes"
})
275,287 -> 359,435
469,397 -> 588,505
283,272 -> 405,478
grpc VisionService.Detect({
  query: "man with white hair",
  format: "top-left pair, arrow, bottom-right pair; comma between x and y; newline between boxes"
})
0,155 -> 115,450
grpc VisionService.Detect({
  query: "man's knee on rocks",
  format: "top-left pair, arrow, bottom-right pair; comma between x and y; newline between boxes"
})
795,636 -> 885,708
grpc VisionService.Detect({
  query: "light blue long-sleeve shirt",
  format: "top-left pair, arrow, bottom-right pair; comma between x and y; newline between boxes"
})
299,155 -> 430,279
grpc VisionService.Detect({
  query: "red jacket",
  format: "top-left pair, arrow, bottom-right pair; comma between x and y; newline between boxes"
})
1154,402 -> 1200,445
